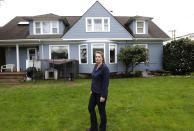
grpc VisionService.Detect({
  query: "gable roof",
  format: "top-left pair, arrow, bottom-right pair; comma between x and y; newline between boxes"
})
0,2 -> 169,41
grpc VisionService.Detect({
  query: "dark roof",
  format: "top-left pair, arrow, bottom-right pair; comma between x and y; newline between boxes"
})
0,17 -> 29,40
0,14 -> 169,40
115,16 -> 169,39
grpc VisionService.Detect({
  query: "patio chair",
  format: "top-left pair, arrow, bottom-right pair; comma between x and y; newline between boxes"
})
0,64 -> 15,72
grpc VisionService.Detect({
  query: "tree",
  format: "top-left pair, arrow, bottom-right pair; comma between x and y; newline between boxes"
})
118,45 -> 149,75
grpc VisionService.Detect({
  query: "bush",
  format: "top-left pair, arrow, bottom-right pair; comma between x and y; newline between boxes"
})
163,38 -> 194,75
134,71 -> 142,77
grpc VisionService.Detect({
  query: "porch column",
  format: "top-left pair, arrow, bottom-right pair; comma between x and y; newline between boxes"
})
16,44 -> 20,72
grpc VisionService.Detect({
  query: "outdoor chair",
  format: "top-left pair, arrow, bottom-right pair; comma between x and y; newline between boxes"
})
0,64 -> 15,72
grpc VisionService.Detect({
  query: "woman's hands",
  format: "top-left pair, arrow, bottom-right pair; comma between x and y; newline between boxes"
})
100,97 -> 105,102
90,91 -> 105,102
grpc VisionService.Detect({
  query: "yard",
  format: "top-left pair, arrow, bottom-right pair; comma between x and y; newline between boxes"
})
0,76 -> 193,131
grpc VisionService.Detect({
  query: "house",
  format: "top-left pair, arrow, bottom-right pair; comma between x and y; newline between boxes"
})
0,1 -> 169,75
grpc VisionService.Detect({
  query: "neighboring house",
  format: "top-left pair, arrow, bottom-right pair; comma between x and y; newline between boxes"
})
164,33 -> 194,45
0,1 -> 169,74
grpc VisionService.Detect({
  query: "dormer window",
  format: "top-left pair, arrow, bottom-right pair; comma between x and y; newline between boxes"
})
86,17 -> 110,32
136,20 -> 145,34
34,21 -> 59,34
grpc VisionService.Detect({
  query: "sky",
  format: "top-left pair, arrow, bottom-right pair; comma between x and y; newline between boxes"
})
0,0 -> 194,38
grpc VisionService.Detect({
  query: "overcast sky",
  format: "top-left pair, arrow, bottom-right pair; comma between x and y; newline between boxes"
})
0,0 -> 194,37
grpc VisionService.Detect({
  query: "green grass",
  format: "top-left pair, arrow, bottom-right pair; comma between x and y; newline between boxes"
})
0,76 -> 194,131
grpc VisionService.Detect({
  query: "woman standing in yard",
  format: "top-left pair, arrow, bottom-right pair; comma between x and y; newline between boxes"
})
87,51 -> 110,131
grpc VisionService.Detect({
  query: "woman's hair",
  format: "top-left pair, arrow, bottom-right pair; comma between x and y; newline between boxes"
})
95,51 -> 105,64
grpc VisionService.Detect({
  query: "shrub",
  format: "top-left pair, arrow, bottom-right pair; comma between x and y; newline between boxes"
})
163,38 -> 194,75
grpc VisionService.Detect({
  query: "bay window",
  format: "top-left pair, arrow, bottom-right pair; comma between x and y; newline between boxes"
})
79,44 -> 88,64
109,44 -> 117,64
91,44 -> 105,64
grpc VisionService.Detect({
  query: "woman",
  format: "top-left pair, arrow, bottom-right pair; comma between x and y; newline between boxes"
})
87,51 -> 110,131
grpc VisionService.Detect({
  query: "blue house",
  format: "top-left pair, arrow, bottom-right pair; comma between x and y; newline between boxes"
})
0,1 -> 169,75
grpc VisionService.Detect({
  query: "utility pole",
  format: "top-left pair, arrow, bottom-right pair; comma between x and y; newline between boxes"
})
169,30 -> 176,41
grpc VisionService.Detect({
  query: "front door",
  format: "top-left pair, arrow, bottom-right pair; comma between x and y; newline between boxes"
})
0,47 -> 5,67
27,48 -> 37,60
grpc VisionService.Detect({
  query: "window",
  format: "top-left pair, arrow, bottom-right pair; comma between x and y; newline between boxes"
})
86,17 -> 110,32
79,44 -> 88,64
43,21 -> 50,34
34,21 -> 59,34
109,44 -> 117,64
91,44 -> 105,64
52,21 -> 58,34
35,22 -> 41,34
27,48 -> 37,60
49,45 -> 69,60
136,20 -> 145,34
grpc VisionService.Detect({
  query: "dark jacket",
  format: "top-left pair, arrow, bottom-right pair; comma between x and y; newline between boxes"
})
91,64 -> 110,98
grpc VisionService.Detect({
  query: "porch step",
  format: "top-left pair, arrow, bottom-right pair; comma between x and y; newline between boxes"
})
0,72 -> 26,83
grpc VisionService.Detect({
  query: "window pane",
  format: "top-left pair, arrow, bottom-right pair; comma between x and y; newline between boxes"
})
110,45 -> 115,63
104,25 -> 108,32
94,19 -> 102,32
87,19 -> 92,24
29,49 -> 36,60
93,45 -> 104,63
35,22 -> 41,34
43,22 -> 50,34
104,19 -> 109,32
80,45 -> 87,63
137,22 -> 144,28
36,28 -> 41,34
35,22 -> 40,27
104,19 -> 108,24
52,28 -> 57,34
51,46 -> 68,59
87,25 -> 92,32
52,22 -> 58,33
137,28 -> 143,33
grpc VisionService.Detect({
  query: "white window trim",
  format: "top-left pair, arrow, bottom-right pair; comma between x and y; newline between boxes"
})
136,20 -> 145,34
27,48 -> 37,60
33,21 -> 59,35
49,45 -> 70,60
91,43 -> 106,64
133,44 -> 149,63
86,17 -> 110,32
109,43 -> 117,64
79,44 -> 88,64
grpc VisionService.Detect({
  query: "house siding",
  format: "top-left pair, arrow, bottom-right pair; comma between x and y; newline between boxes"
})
62,2 -> 133,39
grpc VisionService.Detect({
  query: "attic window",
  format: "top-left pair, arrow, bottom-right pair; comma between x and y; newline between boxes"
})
86,17 -> 110,32
18,21 -> 29,25
33,21 -> 59,35
136,20 -> 145,34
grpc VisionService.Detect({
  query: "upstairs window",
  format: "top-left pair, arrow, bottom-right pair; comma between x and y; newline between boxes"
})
136,20 -> 145,34
35,22 -> 41,34
86,17 -> 110,32
34,21 -> 59,34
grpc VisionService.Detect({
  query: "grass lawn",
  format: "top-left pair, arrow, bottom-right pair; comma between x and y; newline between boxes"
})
0,76 -> 193,131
